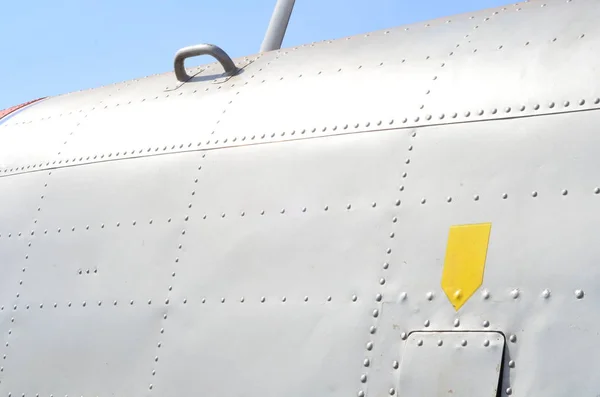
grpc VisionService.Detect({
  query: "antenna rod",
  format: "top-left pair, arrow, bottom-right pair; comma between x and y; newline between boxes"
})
260,0 -> 296,52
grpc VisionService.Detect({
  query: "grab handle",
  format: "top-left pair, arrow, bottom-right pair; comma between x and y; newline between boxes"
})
174,44 -> 237,82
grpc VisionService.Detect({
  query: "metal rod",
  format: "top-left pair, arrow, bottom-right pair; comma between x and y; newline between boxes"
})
260,0 -> 296,52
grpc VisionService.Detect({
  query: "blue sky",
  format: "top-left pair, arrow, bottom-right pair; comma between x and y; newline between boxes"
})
0,0 -> 508,109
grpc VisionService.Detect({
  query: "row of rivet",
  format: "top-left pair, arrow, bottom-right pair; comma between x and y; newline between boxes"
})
3,94 -> 600,176
386,288 -> 585,302
416,187 -> 600,204
359,136 -> 416,396
150,158 -> 205,391
0,201 -> 400,239
3,286 -> 582,311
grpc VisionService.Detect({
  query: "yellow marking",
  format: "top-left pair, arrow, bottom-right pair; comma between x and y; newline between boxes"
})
441,223 -> 492,311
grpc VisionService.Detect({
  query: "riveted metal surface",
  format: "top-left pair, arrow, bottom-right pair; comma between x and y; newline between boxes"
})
424,0 -> 600,122
398,332 -> 504,397
156,130 -> 409,397
214,14 -> 478,140
0,116 -> 82,173
378,110 -> 600,396
2,304 -> 162,396
3,1 -> 600,396
0,153 -> 207,396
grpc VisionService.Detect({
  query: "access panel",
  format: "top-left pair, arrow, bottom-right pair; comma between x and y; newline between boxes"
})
398,332 -> 505,397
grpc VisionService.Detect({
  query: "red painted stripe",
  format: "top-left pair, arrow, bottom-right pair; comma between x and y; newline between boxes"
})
0,97 -> 46,121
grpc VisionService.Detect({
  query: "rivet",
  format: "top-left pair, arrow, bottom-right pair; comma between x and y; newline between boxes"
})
302,207 -> 307,212
372,309 -> 379,317
414,117 -> 419,122
549,101 -> 555,108
439,113 -> 445,119
421,198 -> 426,204
400,292 -> 407,301
392,216 -> 398,223
502,193 -> 508,199
506,387 -> 513,395
464,111 -> 470,117
482,320 -> 490,327
482,289 -> 490,299
505,106 -> 511,113
595,187 -> 600,194
473,194 -> 479,201
454,318 -> 460,327
392,360 -> 399,369
511,289 -> 519,299
580,99 -> 586,106
426,114 -> 432,120
360,374 -> 367,383
451,112 -> 457,118
509,334 -> 517,343
575,289 -> 584,299
542,289 -> 551,299
483,339 -> 490,347
363,358 -> 370,367
595,98 -> 600,105
261,296 -> 266,303
383,262 -> 389,270
221,298 -> 225,303
366,341 -> 373,350
426,291 -> 434,301
417,339 -> 423,346
424,319 -> 430,327
491,108 -> 497,114
461,340 -> 467,346
163,313 -> 167,319
327,296 -> 332,301
509,360 -> 515,368
379,278 -> 386,285
352,295 -> 358,302
562,189 -> 568,196
532,191 -> 538,197
534,104 -> 540,110
358,391 -> 365,397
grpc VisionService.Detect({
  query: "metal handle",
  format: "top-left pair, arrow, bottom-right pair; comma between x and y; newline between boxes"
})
174,44 -> 238,82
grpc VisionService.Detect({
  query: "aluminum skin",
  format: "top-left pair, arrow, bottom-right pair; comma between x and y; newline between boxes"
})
0,1 -> 598,396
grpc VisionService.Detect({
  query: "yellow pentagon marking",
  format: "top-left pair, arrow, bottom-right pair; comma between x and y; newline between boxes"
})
441,223 -> 492,311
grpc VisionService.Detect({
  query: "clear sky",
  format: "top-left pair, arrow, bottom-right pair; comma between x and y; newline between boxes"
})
0,0 -> 509,109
